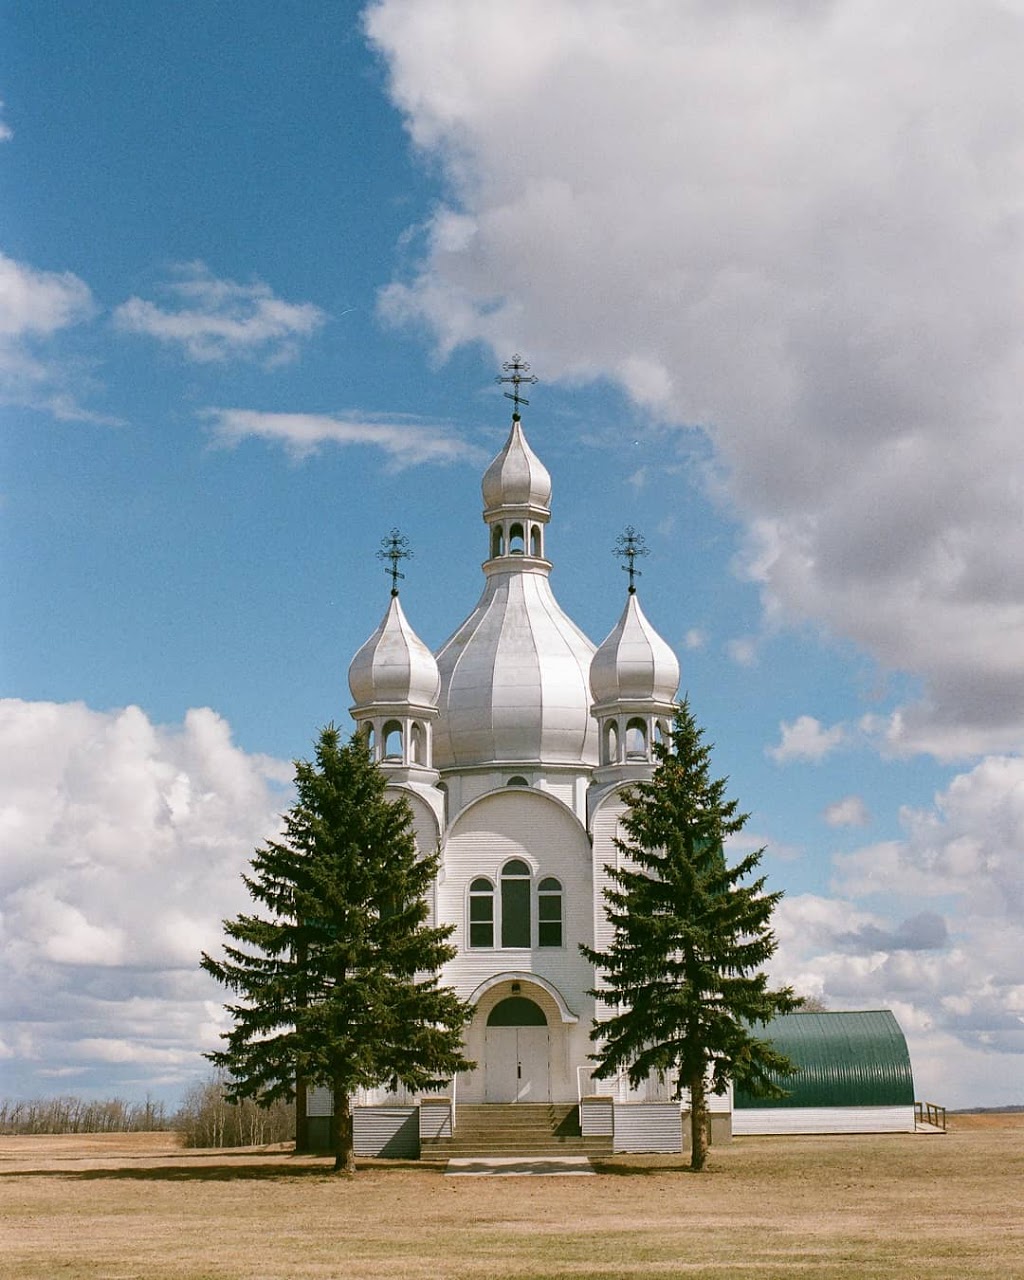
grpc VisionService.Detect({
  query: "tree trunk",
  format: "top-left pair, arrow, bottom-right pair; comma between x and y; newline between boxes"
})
689,1071 -> 708,1172
331,1080 -> 355,1175
294,1071 -> 309,1154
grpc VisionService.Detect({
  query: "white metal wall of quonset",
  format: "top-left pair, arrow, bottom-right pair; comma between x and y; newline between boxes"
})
732,1106 -> 916,1135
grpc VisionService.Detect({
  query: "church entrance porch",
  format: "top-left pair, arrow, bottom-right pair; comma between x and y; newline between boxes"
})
484,996 -> 550,1102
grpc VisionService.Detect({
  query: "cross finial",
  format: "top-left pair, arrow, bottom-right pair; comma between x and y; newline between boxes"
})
613,525 -> 649,594
377,528 -> 412,596
496,354 -> 539,421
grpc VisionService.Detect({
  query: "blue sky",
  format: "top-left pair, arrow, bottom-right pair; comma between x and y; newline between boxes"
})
2,1 -> 1022,1110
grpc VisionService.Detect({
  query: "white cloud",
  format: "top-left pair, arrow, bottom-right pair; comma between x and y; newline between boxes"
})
823,794 -> 870,827
726,636 -> 758,668
367,0 -> 1024,758
768,754 -> 1024,1106
683,628 -> 705,651
0,252 -> 94,344
0,251 -> 112,421
204,407 -> 479,468
0,100 -> 11,142
768,715 -> 845,764
114,261 -> 326,365
0,699 -> 291,1100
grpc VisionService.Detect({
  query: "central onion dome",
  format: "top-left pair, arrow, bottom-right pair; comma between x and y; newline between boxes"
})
433,418 -> 598,770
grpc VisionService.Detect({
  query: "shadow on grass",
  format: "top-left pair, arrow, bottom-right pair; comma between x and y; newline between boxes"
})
0,1158 -> 442,1182
589,1158 -> 698,1176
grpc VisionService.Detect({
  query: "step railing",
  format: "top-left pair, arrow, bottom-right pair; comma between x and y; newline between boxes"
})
915,1100 -> 946,1131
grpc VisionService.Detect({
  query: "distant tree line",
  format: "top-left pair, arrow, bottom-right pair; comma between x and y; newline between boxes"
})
175,1076 -> 294,1148
1,1076 -> 294,1147
0,1095 -> 168,1135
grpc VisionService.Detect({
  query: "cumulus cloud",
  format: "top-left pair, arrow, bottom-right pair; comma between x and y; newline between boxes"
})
768,714 -> 845,763
204,407 -> 479,468
366,0 -> 1024,757
0,250 -> 113,421
0,699 -> 291,1099
769,755 -> 1024,1107
114,261 -> 326,365
726,636 -> 758,668
823,794 -> 869,827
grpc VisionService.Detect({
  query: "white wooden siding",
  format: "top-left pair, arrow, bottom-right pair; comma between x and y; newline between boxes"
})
581,1098 -> 613,1136
613,1102 -> 682,1153
732,1105 -> 916,1135
590,791 -> 629,965
419,1100 -> 452,1139
438,788 -> 595,1009
353,1107 -> 419,1157
306,1086 -> 331,1118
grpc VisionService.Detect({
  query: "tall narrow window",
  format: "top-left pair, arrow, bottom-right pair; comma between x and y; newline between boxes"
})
501,859 -> 531,947
383,720 -> 403,761
603,720 -> 619,765
538,877 -> 563,948
410,722 -> 424,764
491,525 -> 505,558
530,525 -> 542,557
625,718 -> 647,760
469,878 -> 494,948
509,523 -> 525,555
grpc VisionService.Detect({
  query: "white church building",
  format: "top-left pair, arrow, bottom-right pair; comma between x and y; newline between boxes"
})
309,399 -> 714,1157
306,394 -> 917,1156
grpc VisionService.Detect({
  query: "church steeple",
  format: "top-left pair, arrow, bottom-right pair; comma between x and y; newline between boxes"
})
348,531 -> 440,782
589,527 -> 679,783
480,355 -> 552,566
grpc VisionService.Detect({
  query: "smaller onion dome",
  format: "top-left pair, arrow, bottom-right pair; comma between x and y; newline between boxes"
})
590,592 -> 680,706
348,595 -> 440,709
482,419 -> 552,513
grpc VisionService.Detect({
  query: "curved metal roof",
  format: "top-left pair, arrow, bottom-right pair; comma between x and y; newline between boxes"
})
734,1010 -> 915,1109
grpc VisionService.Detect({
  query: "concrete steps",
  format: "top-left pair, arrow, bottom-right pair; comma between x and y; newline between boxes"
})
422,1103 -> 612,1158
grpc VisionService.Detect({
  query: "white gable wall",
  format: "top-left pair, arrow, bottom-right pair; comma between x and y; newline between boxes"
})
437,786 -> 597,1102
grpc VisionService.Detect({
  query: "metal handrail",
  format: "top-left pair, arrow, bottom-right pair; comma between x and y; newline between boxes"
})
450,1074 -> 457,1133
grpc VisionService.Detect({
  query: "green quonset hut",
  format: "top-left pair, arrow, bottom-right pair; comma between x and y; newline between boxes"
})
733,1010 -> 916,1135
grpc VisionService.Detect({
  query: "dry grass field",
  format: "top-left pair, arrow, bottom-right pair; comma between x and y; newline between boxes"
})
1,1116 -> 1022,1279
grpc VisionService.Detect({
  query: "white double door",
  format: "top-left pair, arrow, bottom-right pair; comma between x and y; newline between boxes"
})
484,1026 -> 551,1103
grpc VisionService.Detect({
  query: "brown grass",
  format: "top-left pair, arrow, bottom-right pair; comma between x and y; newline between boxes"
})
1,1120 -> 1022,1279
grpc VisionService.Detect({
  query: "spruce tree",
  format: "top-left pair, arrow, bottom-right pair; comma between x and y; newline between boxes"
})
201,725 -> 473,1173
581,700 -> 800,1170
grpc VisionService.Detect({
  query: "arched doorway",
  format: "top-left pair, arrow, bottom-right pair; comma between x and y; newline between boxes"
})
484,997 -> 550,1102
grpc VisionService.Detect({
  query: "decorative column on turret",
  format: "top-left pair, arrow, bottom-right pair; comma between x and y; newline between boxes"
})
589,526 -> 680,786
348,529 -> 441,785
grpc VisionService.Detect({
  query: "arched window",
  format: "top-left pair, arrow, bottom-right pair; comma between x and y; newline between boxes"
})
383,720 -> 403,761
469,878 -> 494,948
410,721 -> 424,764
509,522 -> 525,555
506,775 -> 529,787
437,780 -> 449,826
653,720 -> 666,747
625,718 -> 647,760
530,525 -> 542,557
364,724 -> 376,758
501,858 -> 531,947
538,877 -> 563,948
491,525 -> 505,558
603,720 -> 619,765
